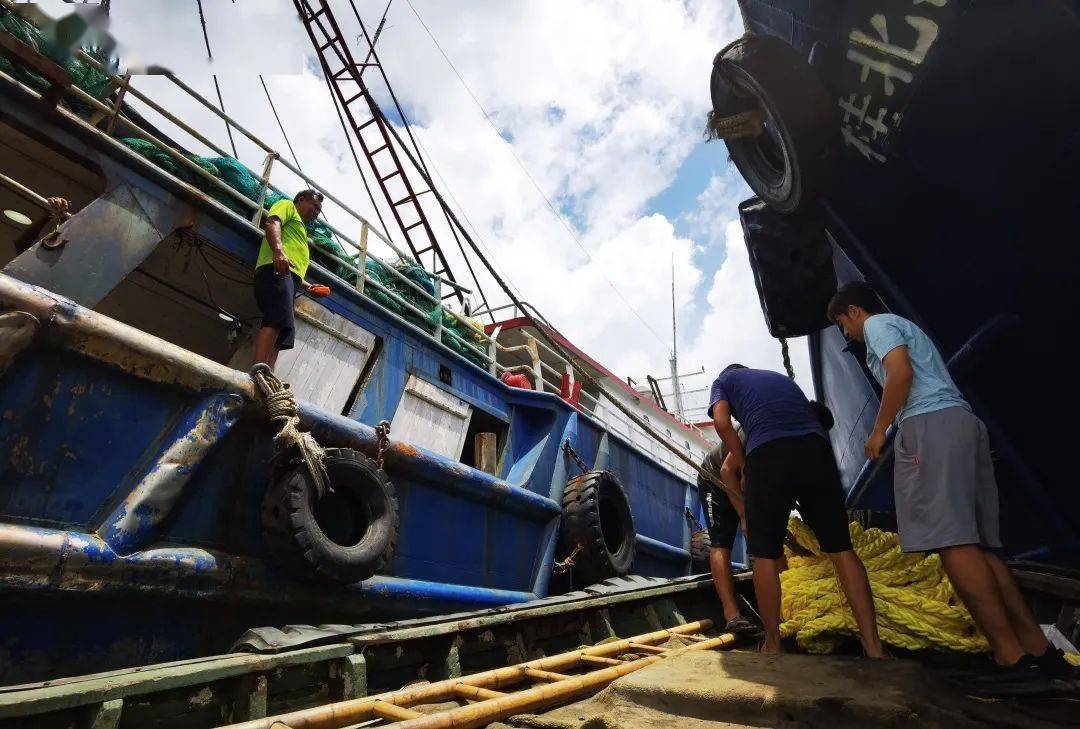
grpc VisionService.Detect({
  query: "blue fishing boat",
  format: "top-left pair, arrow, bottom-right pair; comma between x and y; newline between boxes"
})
0,1 -> 717,683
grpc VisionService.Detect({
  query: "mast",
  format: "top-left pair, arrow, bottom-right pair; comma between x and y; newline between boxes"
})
669,254 -> 685,420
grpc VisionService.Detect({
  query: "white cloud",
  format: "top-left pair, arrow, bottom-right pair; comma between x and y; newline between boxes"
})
36,1 -> 817,408
679,175 -> 814,415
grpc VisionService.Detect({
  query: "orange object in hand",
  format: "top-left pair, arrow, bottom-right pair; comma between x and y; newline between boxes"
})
309,284 -> 331,298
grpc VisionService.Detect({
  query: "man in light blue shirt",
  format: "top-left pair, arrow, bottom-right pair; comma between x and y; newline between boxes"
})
828,282 -> 1071,680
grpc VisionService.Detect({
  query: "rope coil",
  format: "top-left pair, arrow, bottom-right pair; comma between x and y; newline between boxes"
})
250,364 -> 330,498
780,516 -> 991,655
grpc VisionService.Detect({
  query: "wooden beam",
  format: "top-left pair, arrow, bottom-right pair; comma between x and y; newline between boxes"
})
474,432 -> 498,475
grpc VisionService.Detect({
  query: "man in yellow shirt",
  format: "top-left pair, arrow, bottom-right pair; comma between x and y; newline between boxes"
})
252,189 -> 325,367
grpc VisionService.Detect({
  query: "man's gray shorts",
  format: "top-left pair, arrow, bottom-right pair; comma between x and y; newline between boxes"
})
894,406 -> 1002,553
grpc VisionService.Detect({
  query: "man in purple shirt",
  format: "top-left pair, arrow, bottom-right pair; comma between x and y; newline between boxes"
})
710,364 -> 884,657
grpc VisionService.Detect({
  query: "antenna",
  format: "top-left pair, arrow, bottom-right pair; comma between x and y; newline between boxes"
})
669,254 -> 686,420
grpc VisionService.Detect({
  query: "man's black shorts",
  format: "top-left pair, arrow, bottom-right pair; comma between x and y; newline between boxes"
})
253,264 -> 298,350
745,433 -> 852,559
697,477 -> 741,550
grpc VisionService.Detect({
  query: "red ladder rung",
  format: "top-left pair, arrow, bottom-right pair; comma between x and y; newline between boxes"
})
378,171 -> 400,183
392,194 -> 416,207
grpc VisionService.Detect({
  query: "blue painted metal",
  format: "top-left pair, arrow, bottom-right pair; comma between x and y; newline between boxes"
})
356,575 -> 535,608
0,87 -> 705,682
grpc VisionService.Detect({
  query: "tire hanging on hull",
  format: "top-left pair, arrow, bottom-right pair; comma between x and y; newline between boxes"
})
261,447 -> 399,584
559,470 -> 636,587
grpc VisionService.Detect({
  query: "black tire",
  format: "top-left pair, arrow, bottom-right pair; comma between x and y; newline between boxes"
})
712,35 -> 838,214
261,448 -> 398,584
559,470 -> 636,586
690,530 -> 712,574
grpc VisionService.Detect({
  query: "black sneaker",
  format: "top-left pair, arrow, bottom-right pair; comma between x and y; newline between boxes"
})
1034,645 -> 1079,681
966,655 -> 1054,696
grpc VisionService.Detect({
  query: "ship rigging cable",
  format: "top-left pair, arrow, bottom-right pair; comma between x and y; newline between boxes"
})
345,0 -> 492,317
193,0 -> 239,159
401,0 -> 666,345
259,75 -> 303,171
357,71 -> 736,496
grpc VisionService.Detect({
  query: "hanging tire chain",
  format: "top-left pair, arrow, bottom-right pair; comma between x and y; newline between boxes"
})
562,440 -> 590,475
375,419 -> 391,471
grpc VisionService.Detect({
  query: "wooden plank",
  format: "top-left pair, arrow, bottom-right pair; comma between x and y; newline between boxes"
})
0,644 -> 354,719
87,698 -> 123,729
474,432 -> 498,475
346,576 -> 712,647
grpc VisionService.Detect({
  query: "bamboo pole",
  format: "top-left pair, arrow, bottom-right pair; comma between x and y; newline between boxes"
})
627,642 -> 670,655
452,685 -> 505,701
388,634 -> 735,729
523,669 -> 571,683
372,702 -> 423,721
221,620 -> 714,729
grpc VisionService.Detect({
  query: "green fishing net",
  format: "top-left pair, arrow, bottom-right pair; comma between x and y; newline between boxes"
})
0,7 -> 113,115
0,6 -> 488,367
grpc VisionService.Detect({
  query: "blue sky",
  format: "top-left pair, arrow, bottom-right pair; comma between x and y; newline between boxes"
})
52,0 -> 810,412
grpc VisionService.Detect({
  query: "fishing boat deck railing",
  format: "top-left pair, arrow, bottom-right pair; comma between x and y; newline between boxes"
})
0,0 -> 707,476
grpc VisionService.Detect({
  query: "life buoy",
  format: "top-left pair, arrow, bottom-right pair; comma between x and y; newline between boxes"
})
558,470 -> 636,586
261,448 -> 398,584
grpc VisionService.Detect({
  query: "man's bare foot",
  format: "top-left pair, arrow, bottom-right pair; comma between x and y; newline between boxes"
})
863,643 -> 890,659
758,640 -> 784,655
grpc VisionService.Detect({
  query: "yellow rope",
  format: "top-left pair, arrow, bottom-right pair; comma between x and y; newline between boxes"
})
779,516 -> 991,654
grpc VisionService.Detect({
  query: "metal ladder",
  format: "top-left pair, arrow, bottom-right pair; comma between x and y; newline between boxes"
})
292,0 -> 464,305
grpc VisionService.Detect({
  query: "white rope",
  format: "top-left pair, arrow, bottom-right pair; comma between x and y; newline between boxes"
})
250,364 -> 329,497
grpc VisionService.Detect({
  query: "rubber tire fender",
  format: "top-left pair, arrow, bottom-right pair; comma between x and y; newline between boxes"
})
261,448 -> 399,584
713,34 -> 838,214
559,470 -> 636,586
